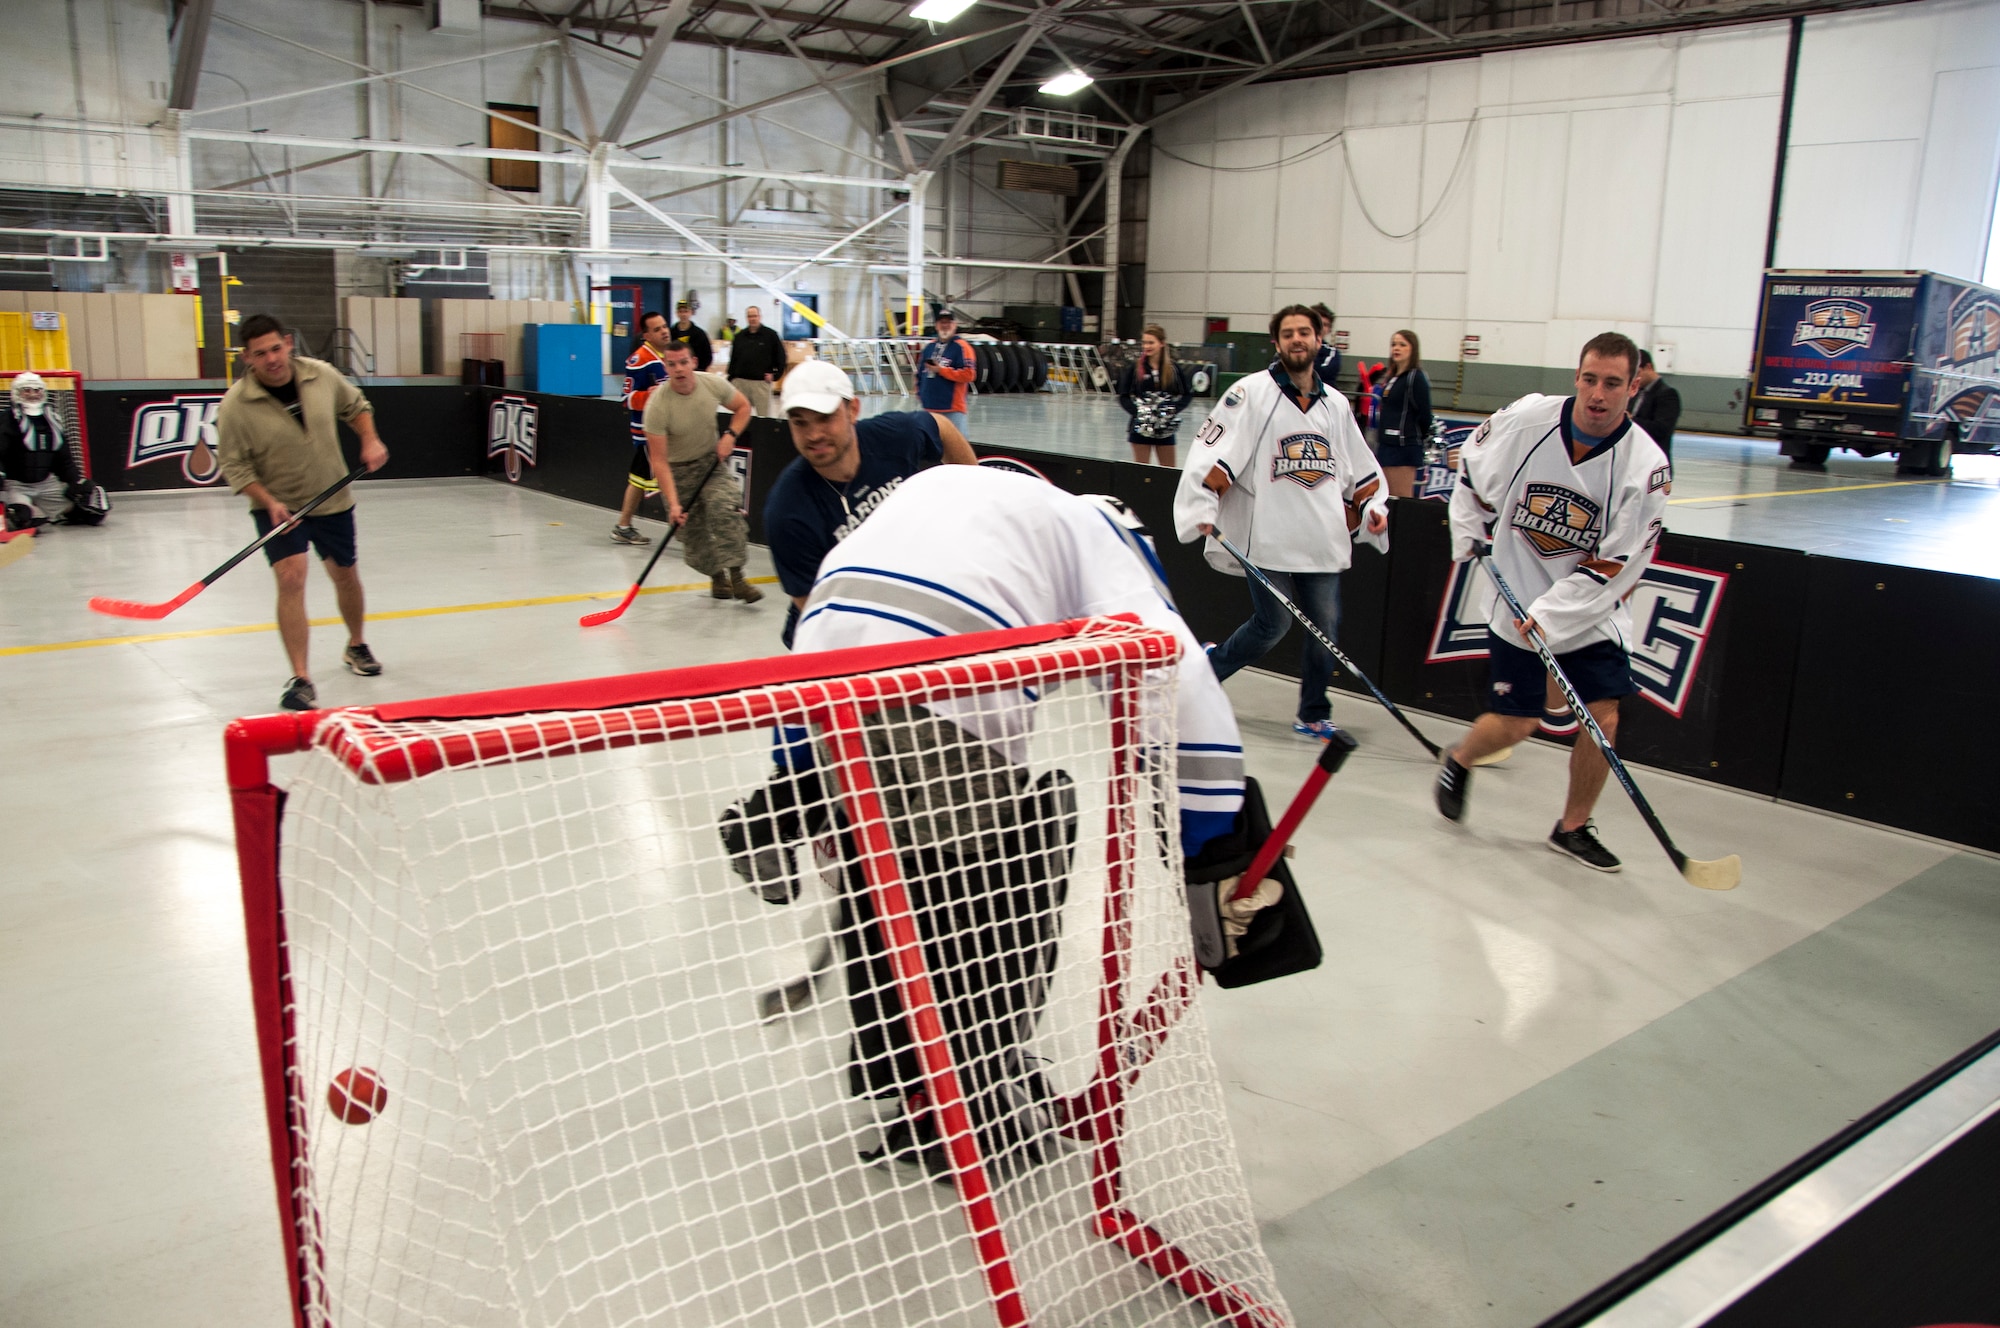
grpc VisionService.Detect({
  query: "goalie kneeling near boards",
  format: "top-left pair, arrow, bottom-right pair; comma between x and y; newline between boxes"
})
719,465 -> 1335,1184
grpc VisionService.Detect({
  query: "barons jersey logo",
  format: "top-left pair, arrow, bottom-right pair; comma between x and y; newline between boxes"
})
1511,482 -> 1601,558
1270,432 -> 1337,488
1426,558 -> 1729,717
128,393 -> 225,484
487,395 -> 538,481
1793,298 -> 1876,357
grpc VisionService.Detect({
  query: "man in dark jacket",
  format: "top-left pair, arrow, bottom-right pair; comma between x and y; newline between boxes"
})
1629,349 -> 1681,469
670,301 -> 714,371
726,305 -> 788,415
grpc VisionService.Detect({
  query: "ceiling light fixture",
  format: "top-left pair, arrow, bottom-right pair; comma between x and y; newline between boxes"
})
910,0 -> 978,22
1039,69 -> 1094,96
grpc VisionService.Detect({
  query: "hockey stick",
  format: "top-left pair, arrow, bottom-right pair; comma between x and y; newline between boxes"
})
88,464 -> 367,619
1214,534 -> 1513,765
579,456 -> 722,628
759,938 -> 837,1022
1478,557 -> 1741,892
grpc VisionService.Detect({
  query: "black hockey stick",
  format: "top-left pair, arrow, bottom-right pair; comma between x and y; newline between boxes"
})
1215,534 -> 1514,764
580,456 -> 722,627
89,464 -> 368,619
1479,557 -> 1740,891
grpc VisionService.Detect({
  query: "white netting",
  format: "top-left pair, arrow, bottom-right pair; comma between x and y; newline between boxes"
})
264,628 -> 1289,1328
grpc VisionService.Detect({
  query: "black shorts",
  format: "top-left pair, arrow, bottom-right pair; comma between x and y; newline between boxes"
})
1485,632 -> 1633,716
1372,431 -> 1425,468
254,506 -> 357,567
628,446 -> 658,492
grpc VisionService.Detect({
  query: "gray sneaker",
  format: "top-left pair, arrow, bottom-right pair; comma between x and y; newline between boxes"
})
343,643 -> 382,677
1548,820 -> 1622,873
280,676 -> 317,711
610,524 -> 650,545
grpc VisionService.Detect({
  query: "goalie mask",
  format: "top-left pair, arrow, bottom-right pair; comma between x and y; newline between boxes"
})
10,372 -> 47,416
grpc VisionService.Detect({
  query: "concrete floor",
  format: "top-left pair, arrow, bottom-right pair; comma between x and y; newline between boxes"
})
3,467 -> 1997,1327
922,393 -> 2000,578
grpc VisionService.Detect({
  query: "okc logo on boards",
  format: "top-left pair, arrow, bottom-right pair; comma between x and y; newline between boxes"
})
1511,482 -> 1601,558
1424,559 -> 1728,717
487,395 -> 538,482
128,394 -> 224,484
1270,432 -> 1336,488
1792,299 -> 1876,357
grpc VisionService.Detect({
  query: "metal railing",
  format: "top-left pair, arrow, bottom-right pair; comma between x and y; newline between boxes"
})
803,338 -> 1115,396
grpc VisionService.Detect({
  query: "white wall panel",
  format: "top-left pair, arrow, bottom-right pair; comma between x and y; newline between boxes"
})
1415,272 -> 1468,321
1149,151 -> 1214,274
1276,136 -> 1346,248
1345,66 -> 1430,128
1146,271 -> 1207,315
1499,40 -> 1676,109
1777,140 -> 1923,268
1555,104 -> 1670,322
1207,137 -> 1282,273
1339,124 -> 1425,273
1209,273 -> 1274,322
1652,96 -> 1781,373
1465,111 -> 1569,324
1909,66 -> 2000,280
1672,23 -> 1790,101
1428,61 -> 1482,123
1414,118 -> 1478,274
1790,9 -> 1943,144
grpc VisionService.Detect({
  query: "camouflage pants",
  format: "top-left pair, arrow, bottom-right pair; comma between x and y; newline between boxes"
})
672,456 -> 747,576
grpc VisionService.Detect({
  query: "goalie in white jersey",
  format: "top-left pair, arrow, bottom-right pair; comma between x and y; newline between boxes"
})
1436,333 -> 1671,873
722,464 -> 1246,1180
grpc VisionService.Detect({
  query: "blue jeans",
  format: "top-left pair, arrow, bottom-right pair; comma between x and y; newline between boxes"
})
1208,569 -> 1342,723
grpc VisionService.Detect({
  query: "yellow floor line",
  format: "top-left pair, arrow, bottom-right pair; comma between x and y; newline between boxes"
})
0,576 -> 783,658
1668,478 -> 1946,505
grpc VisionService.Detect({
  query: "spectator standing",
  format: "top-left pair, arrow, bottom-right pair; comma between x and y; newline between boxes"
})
718,317 -> 740,343
916,310 -> 976,436
215,314 -> 390,712
1373,330 -> 1433,498
671,300 -> 714,371
727,305 -> 789,417
1628,349 -> 1681,471
1117,324 -> 1195,466
1311,303 -> 1341,388
640,342 -> 759,602
1174,305 -> 1389,741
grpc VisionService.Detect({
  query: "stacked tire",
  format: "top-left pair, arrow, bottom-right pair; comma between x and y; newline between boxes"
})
971,342 -> 1051,394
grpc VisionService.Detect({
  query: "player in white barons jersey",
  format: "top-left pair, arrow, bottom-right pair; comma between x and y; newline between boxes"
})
724,465 -> 1246,1182
1174,304 -> 1389,741
1436,332 -> 1671,873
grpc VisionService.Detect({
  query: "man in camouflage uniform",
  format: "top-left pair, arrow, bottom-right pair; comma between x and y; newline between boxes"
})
641,340 -> 760,601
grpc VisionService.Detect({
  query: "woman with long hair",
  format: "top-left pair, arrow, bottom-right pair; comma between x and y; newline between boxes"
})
1118,324 -> 1195,466
1373,329 -> 1432,498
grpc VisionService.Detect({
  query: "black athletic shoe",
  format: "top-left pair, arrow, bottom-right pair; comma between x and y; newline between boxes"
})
280,676 -> 317,711
1435,752 -> 1471,821
1548,820 -> 1622,873
343,643 -> 382,677
610,524 -> 650,545
863,1108 -> 956,1186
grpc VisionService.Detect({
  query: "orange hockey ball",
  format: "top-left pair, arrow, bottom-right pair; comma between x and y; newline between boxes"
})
327,1067 -> 388,1125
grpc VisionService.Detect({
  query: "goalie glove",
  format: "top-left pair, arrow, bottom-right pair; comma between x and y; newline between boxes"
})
718,769 -> 835,905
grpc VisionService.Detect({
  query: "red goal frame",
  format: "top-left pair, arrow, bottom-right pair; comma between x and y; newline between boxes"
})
225,615 -> 1285,1328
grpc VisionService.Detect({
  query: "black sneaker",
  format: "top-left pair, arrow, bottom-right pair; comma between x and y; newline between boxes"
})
862,1107 -> 956,1187
280,676 -> 317,711
343,643 -> 382,677
610,524 -> 650,545
1548,820 -> 1622,873
1435,751 -> 1471,821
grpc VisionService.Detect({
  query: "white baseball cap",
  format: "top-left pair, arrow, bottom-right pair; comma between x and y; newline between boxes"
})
779,359 -> 856,416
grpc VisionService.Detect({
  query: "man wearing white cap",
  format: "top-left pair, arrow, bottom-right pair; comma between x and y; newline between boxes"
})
762,358 -> 975,646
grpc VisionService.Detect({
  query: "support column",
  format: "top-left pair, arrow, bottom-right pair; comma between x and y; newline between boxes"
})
905,171 -> 930,334
167,114 -> 196,238
585,144 -> 613,374
1099,128 -> 1142,342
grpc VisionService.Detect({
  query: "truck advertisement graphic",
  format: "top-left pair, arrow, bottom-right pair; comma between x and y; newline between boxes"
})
1751,276 -> 1919,414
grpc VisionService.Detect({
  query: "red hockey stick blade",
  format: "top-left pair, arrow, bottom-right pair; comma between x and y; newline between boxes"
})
578,584 -> 642,628
88,583 -> 203,620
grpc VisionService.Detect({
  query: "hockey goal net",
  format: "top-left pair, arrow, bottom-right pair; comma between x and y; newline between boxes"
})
0,369 -> 91,479
227,616 -> 1290,1328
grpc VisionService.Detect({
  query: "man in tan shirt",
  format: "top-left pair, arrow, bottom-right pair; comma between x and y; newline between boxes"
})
641,340 -> 759,601
217,314 -> 390,712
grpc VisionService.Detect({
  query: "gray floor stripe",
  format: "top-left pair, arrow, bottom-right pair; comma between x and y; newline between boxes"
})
1260,851 -> 2000,1328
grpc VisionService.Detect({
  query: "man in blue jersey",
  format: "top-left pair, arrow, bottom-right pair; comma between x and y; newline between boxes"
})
611,311 -> 673,545
762,359 -> 976,647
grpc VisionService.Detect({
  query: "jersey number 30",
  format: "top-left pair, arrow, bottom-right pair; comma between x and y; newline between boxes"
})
1196,419 -> 1225,447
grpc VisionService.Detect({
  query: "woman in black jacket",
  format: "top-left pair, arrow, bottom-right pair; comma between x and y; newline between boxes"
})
1373,329 -> 1432,497
1117,324 -> 1196,466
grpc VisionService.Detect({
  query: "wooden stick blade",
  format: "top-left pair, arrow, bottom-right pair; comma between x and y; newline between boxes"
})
578,585 -> 640,628
1680,853 -> 1742,891
1469,744 -> 1515,767
0,529 -> 33,570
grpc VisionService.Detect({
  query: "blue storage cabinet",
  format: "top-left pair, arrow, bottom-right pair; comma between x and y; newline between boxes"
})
523,323 -> 603,395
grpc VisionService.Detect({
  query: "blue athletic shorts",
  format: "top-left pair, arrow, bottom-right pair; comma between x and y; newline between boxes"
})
1485,632 -> 1633,717
254,506 -> 358,567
